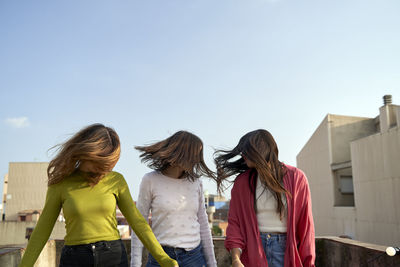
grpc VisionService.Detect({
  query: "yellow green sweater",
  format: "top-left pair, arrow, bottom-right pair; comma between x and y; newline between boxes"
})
18,171 -> 178,267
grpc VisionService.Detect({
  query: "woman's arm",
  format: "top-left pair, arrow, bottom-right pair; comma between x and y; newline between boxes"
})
117,174 -> 178,267
130,175 -> 152,267
18,185 -> 62,267
225,181 -> 245,252
296,170 -> 316,267
197,181 -> 217,267
231,248 -> 244,267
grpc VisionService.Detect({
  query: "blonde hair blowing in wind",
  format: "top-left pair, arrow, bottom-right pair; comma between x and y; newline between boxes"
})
47,123 -> 121,186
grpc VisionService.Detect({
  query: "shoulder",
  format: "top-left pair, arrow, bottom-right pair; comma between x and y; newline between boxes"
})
231,170 -> 251,194
108,171 -> 125,180
233,170 -> 251,186
283,164 -> 309,186
140,171 -> 161,186
48,172 -> 77,191
284,164 -> 305,176
141,171 -> 156,186
194,178 -> 203,191
105,171 -> 127,187
191,179 -> 203,197
47,181 -> 62,194
142,171 -> 159,181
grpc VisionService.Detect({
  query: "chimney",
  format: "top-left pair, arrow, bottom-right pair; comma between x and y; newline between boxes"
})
379,95 -> 398,132
383,95 -> 392,105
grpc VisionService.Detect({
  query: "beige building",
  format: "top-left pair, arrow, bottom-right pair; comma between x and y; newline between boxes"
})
5,162 -> 49,221
0,162 -> 65,245
297,95 -> 400,246
1,174 -> 8,221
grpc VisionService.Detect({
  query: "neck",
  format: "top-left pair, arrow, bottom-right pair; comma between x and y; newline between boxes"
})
162,165 -> 185,179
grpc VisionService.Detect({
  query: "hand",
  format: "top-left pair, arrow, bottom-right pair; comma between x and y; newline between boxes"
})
232,258 -> 244,267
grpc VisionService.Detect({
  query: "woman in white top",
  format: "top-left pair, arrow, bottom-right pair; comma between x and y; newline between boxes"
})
131,131 -> 217,267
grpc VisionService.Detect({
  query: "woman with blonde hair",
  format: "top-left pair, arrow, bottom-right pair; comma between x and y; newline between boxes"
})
19,123 -> 178,267
131,131 -> 217,267
214,129 -> 315,267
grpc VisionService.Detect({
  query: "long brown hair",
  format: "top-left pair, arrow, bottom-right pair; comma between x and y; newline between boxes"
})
47,123 -> 121,186
214,129 -> 289,219
135,131 -> 214,181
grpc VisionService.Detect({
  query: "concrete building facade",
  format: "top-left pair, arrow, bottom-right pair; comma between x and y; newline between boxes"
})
4,162 -> 49,221
1,173 -> 8,221
297,95 -> 400,246
0,162 -> 65,245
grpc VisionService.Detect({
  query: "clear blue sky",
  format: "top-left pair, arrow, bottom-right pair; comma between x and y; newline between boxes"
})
1,0 -> 399,199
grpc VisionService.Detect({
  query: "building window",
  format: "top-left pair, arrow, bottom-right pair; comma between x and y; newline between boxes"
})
333,168 -> 355,207
339,175 -> 354,194
25,227 -> 34,240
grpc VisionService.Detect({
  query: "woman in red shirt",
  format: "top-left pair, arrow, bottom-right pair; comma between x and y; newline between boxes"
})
214,129 -> 315,267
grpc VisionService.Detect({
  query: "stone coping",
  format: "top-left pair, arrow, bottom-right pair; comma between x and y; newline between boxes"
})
316,236 -> 388,251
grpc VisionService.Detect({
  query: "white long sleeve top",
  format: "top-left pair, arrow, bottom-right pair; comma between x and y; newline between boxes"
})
131,171 -> 217,267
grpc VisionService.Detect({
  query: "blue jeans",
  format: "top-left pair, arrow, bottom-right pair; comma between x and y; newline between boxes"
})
146,243 -> 207,267
260,233 -> 286,267
59,239 -> 128,267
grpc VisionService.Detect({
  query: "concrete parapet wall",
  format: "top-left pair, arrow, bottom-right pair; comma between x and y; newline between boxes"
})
316,236 -> 400,267
121,238 -> 230,267
2,237 -> 400,266
0,221 -> 66,246
0,247 -> 23,267
33,240 -> 60,267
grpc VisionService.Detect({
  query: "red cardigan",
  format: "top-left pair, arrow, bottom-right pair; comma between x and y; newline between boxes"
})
225,164 -> 315,267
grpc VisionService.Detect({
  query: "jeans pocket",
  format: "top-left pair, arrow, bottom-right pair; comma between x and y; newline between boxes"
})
181,245 -> 206,267
186,243 -> 203,256
97,241 -> 126,266
60,247 -> 79,267
272,238 -> 286,255
279,237 -> 287,249
61,246 -> 69,256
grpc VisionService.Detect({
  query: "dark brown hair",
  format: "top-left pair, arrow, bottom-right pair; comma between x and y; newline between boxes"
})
135,131 -> 214,181
47,123 -> 121,186
214,129 -> 289,219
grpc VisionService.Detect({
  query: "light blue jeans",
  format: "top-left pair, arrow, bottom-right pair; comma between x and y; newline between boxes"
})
146,243 -> 206,267
260,233 -> 286,267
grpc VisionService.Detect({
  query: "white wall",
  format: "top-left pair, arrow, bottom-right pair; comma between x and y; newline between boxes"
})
329,114 -> 376,164
297,114 -> 377,239
298,110 -> 400,246
351,126 -> 400,246
297,115 -> 350,236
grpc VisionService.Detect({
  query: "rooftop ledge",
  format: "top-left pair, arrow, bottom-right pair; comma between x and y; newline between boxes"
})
1,236 -> 399,267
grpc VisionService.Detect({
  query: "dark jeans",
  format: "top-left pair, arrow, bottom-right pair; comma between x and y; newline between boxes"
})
146,243 -> 206,267
59,239 -> 128,267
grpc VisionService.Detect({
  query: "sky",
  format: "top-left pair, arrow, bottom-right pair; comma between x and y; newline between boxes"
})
0,0 -> 399,200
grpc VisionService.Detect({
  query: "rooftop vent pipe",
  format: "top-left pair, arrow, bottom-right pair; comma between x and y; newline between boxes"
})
383,95 -> 392,105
